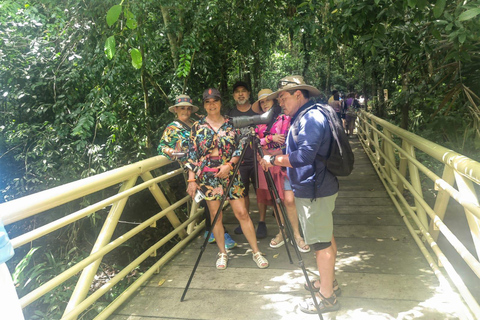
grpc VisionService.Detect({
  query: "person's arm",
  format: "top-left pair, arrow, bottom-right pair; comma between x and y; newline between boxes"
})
158,124 -> 178,160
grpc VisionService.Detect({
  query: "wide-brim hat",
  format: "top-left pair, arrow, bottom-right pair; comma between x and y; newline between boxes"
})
267,75 -> 321,100
168,94 -> 199,113
252,89 -> 273,114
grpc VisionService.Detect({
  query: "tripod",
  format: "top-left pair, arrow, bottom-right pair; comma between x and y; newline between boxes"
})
181,127 -> 324,319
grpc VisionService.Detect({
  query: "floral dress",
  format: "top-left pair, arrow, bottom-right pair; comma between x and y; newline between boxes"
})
255,114 -> 291,203
157,120 -> 191,164
185,116 -> 245,200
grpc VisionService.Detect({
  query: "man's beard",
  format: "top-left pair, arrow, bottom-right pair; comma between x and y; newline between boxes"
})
236,99 -> 249,105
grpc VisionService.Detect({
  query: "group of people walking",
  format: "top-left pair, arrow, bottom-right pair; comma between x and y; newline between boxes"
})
328,90 -> 361,136
158,76 -> 342,314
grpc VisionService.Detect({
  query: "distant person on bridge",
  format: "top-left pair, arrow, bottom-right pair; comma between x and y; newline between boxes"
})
185,88 -> 269,270
344,92 -> 360,137
328,90 -> 343,127
157,94 -> 237,251
260,76 -> 340,314
252,88 -> 310,253
227,81 -> 267,239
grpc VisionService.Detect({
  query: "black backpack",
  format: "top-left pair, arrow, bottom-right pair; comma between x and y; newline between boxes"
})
291,103 -> 354,176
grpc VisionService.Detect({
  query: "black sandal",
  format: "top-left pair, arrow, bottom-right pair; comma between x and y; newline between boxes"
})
304,278 -> 342,296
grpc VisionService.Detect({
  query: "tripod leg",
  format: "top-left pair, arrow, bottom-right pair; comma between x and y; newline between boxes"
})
264,172 -> 294,264
256,146 -> 324,320
181,138 -> 249,302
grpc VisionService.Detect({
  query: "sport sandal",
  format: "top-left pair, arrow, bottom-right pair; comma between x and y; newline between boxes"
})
304,278 -> 341,296
252,252 -> 269,269
298,292 -> 340,314
216,252 -> 228,270
294,237 -> 311,253
270,233 -> 286,248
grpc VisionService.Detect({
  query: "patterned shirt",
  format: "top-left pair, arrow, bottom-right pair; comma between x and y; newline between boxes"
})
186,116 -> 242,178
157,120 -> 191,163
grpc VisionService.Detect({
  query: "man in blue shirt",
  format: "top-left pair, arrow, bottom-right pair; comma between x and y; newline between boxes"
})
260,75 -> 340,314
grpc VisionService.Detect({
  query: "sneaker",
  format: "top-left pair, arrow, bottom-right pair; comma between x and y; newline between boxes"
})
298,292 -> 339,314
256,221 -> 267,239
224,233 -> 237,250
204,231 -> 215,244
233,224 -> 243,234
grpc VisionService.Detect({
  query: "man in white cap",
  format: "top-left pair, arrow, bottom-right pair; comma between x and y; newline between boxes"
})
260,75 -> 340,314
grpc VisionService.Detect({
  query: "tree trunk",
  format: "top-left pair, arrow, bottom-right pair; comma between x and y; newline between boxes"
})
161,6 -> 179,69
401,70 -> 410,129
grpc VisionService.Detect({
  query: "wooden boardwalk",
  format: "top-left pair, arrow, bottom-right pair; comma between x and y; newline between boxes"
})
110,137 -> 466,320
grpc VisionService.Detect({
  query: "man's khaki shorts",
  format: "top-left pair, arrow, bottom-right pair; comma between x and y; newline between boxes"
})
295,193 -> 338,244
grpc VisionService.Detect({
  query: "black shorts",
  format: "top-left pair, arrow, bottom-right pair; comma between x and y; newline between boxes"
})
239,163 -> 256,197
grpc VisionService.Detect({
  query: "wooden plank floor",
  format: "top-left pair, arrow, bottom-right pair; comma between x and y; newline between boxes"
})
110,136 -> 467,320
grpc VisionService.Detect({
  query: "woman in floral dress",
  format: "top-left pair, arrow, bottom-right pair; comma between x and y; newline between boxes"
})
185,88 -> 269,270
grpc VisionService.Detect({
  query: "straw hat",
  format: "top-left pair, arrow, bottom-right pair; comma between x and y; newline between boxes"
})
252,89 -> 273,114
168,94 -> 199,113
267,75 -> 321,100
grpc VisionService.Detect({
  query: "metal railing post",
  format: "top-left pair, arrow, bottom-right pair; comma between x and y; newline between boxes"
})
383,130 -> 398,189
453,171 -> 480,260
140,172 -> 187,239
403,141 -> 428,228
429,166 -> 455,242
62,176 -> 137,318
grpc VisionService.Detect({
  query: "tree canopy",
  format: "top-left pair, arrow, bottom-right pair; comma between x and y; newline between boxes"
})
1,0 -> 479,200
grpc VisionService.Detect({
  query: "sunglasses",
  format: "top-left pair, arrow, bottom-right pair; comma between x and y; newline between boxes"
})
277,80 -> 300,89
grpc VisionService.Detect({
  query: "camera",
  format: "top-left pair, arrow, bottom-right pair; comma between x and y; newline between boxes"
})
231,105 -> 280,128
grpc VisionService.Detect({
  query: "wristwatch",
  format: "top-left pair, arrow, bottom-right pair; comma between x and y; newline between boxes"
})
270,155 -> 276,165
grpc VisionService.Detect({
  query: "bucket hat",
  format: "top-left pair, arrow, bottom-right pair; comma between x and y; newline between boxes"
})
252,89 -> 273,113
168,94 -> 199,113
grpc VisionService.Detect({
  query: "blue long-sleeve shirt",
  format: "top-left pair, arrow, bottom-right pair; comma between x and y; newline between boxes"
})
286,101 -> 339,199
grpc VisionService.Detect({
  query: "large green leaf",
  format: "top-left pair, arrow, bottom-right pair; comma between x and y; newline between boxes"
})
106,5 -> 122,27
130,48 -> 142,69
433,0 -> 446,19
125,9 -> 137,29
104,36 -> 116,60
458,8 -> 480,21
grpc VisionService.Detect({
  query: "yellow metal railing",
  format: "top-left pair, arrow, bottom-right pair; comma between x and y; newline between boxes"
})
356,110 -> 480,318
0,156 -> 204,319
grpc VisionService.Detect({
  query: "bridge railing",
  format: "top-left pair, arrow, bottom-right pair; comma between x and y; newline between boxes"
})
0,155 -> 204,320
357,110 -> 480,317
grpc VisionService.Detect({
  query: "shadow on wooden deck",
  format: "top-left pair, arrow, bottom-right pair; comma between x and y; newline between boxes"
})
110,136 -> 468,320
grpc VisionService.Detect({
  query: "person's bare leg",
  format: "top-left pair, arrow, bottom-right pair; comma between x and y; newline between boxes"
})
230,198 -> 260,252
244,195 -> 250,213
206,200 -> 226,254
258,202 -> 267,223
284,190 -> 302,239
316,244 -> 335,298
